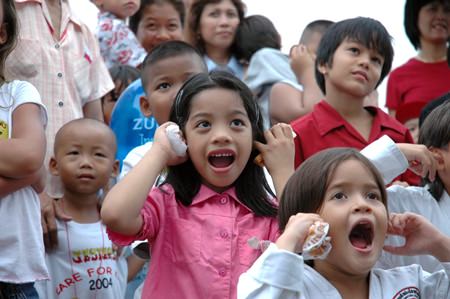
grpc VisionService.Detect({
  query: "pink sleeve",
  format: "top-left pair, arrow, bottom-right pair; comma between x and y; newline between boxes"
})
106,186 -> 171,246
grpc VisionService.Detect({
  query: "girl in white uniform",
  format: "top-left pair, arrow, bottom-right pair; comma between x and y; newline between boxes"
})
377,100 -> 450,273
238,148 -> 450,299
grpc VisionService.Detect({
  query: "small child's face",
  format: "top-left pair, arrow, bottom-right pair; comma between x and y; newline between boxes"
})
141,54 -> 206,125
404,117 -> 419,144
52,124 -> 117,195
315,159 -> 387,276
99,0 -> 140,19
184,87 -> 253,193
135,3 -> 184,52
319,39 -> 384,98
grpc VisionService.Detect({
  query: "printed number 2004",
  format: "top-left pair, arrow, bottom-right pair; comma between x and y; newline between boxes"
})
89,278 -> 113,290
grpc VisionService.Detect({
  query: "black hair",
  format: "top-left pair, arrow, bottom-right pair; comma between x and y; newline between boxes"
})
0,0 -> 18,84
188,0 -> 246,55
103,65 -> 141,104
129,0 -> 186,34
315,17 -> 394,94
419,91 -> 450,127
278,148 -> 387,231
404,0 -> 450,50
162,71 -> 277,217
418,100 -> 450,201
234,15 -> 281,63
140,40 -> 207,88
299,19 -> 334,44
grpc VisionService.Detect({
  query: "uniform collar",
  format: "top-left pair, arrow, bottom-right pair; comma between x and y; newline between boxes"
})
191,184 -> 253,212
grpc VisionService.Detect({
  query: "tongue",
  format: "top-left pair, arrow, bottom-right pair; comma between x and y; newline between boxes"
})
210,156 -> 233,168
350,235 -> 368,249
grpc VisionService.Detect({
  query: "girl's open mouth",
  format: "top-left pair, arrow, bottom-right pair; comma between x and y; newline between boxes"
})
208,152 -> 235,169
349,221 -> 374,252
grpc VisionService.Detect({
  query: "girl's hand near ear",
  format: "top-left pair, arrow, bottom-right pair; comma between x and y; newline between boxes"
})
254,123 -> 295,197
276,213 -> 323,253
151,122 -> 188,166
384,212 -> 450,262
396,143 -> 437,182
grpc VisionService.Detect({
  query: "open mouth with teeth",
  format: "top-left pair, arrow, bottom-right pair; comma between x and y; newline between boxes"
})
349,221 -> 374,251
208,152 -> 235,169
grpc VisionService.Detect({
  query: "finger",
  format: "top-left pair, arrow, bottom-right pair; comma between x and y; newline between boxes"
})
253,140 -> 265,152
41,216 -> 50,250
383,245 -> 407,255
54,199 -> 72,221
46,211 -> 59,249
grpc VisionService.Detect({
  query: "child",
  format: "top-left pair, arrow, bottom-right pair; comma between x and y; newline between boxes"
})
234,15 -> 304,129
110,0 -> 185,164
377,101 -> 450,273
92,0 -> 147,68
0,0 -> 49,297
238,148 -> 450,298
102,65 -> 141,125
101,71 -> 295,298
35,118 -> 125,299
129,0 -> 185,52
290,17 -> 420,185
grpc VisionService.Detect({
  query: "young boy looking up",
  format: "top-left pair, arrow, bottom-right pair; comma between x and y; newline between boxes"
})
35,118 -> 125,299
290,17 -> 420,185
120,40 -> 208,178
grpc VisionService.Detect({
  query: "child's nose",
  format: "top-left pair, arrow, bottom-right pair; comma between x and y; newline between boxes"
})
352,196 -> 372,213
211,127 -> 231,144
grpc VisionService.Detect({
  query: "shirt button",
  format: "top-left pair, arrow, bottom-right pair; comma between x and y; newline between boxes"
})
55,43 -> 60,49
57,101 -> 64,107
220,230 -> 229,239
57,72 -> 63,78
218,268 -> 226,277
219,197 -> 228,205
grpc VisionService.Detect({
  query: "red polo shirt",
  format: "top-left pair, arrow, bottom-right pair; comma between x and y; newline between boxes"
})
291,100 -> 420,185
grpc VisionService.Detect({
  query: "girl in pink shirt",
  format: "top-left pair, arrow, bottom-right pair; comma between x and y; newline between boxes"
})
101,71 -> 295,298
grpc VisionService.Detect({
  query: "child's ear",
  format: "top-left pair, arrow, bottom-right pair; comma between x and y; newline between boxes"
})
429,147 -> 445,171
0,23 -> 8,45
49,157 -> 59,176
111,160 -> 120,178
317,62 -> 328,75
139,96 -> 153,117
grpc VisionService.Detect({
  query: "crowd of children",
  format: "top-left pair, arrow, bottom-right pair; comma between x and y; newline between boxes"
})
0,0 -> 449,298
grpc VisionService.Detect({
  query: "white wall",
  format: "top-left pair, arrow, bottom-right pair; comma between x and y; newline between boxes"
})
70,0 -> 416,109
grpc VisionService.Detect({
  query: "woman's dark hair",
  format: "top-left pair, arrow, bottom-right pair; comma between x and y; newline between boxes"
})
234,15 -> 281,63
162,71 -> 277,217
187,0 -> 245,55
129,0 -> 186,34
278,148 -> 387,231
404,0 -> 449,50
0,0 -> 18,83
418,100 -> 450,201
315,17 -> 393,95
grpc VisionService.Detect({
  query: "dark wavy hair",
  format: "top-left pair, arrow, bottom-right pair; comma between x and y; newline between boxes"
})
278,148 -> 387,232
187,0 -> 245,55
315,17 -> 393,95
418,100 -> 450,201
404,0 -> 450,50
0,0 -> 18,84
161,71 -> 277,217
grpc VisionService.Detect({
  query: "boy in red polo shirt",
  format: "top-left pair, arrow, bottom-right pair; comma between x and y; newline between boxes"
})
290,17 -> 419,185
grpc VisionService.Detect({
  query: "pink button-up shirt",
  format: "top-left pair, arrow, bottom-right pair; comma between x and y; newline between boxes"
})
5,0 -> 114,197
108,184 -> 279,299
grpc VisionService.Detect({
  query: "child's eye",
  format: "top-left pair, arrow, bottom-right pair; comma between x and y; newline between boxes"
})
371,56 -> 383,66
230,119 -> 244,127
332,192 -> 347,200
68,151 -> 79,155
366,192 -> 381,201
156,82 -> 171,90
95,152 -> 107,158
196,121 -> 210,129
349,47 -> 360,54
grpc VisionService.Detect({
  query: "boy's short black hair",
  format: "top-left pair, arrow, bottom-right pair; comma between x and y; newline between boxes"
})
404,0 -> 449,50
234,15 -> 281,63
299,19 -> 334,44
315,17 -> 394,95
129,0 -> 186,34
140,40 -> 207,88
419,91 -> 450,127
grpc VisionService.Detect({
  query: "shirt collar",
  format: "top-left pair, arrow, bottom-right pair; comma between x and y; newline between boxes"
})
204,55 -> 243,78
15,0 -> 82,28
191,184 -> 253,212
313,100 -> 405,136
